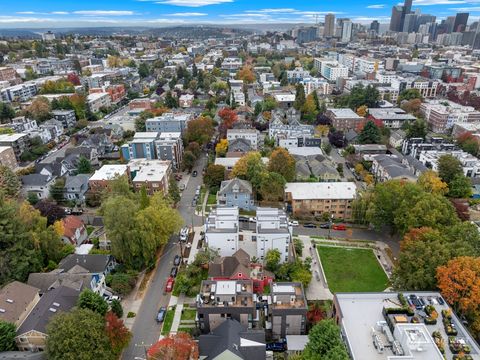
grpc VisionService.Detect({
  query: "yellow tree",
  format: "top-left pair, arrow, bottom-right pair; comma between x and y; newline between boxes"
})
418,170 -> 448,195
315,125 -> 329,137
237,65 -> 255,84
215,139 -> 228,157
356,105 -> 368,117
437,256 -> 480,315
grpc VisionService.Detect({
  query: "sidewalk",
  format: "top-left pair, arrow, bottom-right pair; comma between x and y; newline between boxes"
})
121,271 -> 146,330
169,293 -> 185,335
297,235 -> 334,301
187,226 -> 203,264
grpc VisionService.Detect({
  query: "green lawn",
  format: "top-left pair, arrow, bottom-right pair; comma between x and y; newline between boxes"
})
317,246 -> 389,293
180,308 -> 197,321
161,307 -> 176,335
207,193 -> 217,205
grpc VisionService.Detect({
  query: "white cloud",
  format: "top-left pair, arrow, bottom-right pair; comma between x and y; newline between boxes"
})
144,18 -> 187,23
168,12 -> 208,16
155,0 -> 233,7
450,6 -> 480,10
51,11 -> 70,15
412,0 -> 474,5
249,8 -> 297,13
73,10 -> 136,16
16,11 -> 37,14
0,16 -> 55,23
367,4 -> 385,8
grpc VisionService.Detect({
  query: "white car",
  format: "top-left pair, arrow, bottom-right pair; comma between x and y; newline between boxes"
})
289,220 -> 299,227
249,217 -> 256,223
180,227 -> 189,241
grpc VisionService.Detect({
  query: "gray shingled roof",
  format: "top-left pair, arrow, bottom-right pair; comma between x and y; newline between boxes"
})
16,286 -> 80,336
21,174 -> 52,186
58,254 -> 113,274
218,178 -> 253,196
199,319 -> 266,360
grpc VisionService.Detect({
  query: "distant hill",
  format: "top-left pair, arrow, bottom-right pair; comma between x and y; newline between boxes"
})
141,26 -> 253,39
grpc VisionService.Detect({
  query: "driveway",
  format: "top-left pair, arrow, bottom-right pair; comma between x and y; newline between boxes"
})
121,154 -> 207,360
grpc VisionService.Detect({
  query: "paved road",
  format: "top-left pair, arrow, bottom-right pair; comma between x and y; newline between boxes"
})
122,154 -> 207,360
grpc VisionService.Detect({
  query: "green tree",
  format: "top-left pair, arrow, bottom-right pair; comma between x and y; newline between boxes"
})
303,320 -> 349,360
184,116 -> 214,146
258,172 -> 286,201
46,308 -> 114,360
0,320 -> 16,351
399,88 -> 422,102
49,177 -> 65,203
168,176 -> 181,204
230,152 -> 266,191
182,151 -> 196,172
294,83 -> 306,110
268,148 -> 296,182
27,192 -> 39,205
165,91 -> 178,108
358,120 -> 381,144
448,174 -> 472,198
0,103 -> 15,123
110,299 -> 123,318
0,166 -> 20,198
76,156 -> 92,174
138,62 -> 150,78
204,164 -> 225,190
393,223 -> 480,290
438,154 -> 463,185
254,102 -> 263,116
405,119 -> 427,139
265,249 -> 281,272
78,289 -> 109,316
102,192 -> 182,270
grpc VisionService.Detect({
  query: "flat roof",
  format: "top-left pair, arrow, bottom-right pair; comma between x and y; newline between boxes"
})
327,108 -> 362,119
215,281 -> 237,295
285,182 -> 357,200
336,292 -> 480,360
89,165 -> 127,181
0,133 -> 27,142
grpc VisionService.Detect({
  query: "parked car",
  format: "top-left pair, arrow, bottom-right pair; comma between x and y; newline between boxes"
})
332,224 -> 347,231
192,199 -> 197,207
249,217 -> 256,223
319,223 -> 330,229
174,255 -> 181,266
170,267 -> 178,278
165,277 -> 175,292
303,223 -> 317,228
180,227 -> 188,241
179,183 -> 186,191
289,220 -> 299,227
266,340 -> 287,352
239,216 -> 249,222
156,307 -> 167,322
192,170 -> 198,177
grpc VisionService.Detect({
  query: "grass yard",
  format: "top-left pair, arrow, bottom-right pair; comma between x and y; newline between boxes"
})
207,193 -> 216,205
180,308 -> 197,321
161,307 -> 176,335
317,246 -> 389,293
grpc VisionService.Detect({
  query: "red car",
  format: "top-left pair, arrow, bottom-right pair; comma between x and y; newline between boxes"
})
332,224 -> 347,231
165,277 -> 175,292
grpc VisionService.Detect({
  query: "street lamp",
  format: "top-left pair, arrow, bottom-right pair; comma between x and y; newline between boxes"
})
327,213 -> 334,239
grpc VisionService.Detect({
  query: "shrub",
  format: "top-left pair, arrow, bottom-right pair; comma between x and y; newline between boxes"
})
127,312 -> 136,318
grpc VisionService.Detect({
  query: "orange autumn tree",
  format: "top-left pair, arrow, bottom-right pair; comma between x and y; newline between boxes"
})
105,311 -> 131,356
236,65 -> 256,84
436,256 -> 480,315
147,332 -> 199,360
218,107 -> 238,138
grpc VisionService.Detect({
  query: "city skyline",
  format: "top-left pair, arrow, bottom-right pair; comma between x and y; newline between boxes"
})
2,0 -> 480,28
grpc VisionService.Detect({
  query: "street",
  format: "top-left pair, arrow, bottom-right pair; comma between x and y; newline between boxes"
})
121,154 -> 207,360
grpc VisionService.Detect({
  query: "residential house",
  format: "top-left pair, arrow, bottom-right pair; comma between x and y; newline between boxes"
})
21,174 -> 55,200
28,266 -> 106,296
179,94 -> 194,108
196,280 -> 256,333
199,319 -> 266,360
227,129 -> 260,150
88,164 -> 128,192
269,282 -> 308,339
58,254 -> 116,276
368,108 -> 416,129
255,207 -> 292,263
371,154 -> 418,182
284,182 -> 357,220
227,138 -> 252,156
121,132 -> 158,160
208,249 -> 274,294
217,178 -> 255,211
273,93 -> 296,109
145,113 -> 193,134
127,158 -> 172,195
0,146 -> 17,170
418,150 -> 480,178
35,162 -> 67,178
63,175 -> 89,202
215,157 -> 269,173
205,207 -> 239,257
325,108 -> 363,131
61,215 -> 88,246
78,133 -> 114,156
52,110 -> 76,129
87,92 -> 111,113
0,282 -> 40,327
64,146 -> 99,167
389,129 -> 406,148
0,133 -> 29,161
15,287 -> 80,352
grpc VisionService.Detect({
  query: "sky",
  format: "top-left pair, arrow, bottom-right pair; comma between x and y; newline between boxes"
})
1,0 -> 480,28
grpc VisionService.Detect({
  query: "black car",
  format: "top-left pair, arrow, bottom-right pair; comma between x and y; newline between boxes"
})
156,307 -> 166,322
192,170 -> 198,177
319,223 -> 330,229
266,340 -> 287,352
303,223 -> 317,228
239,216 -> 249,222
438,297 -> 445,305
192,199 -> 197,207
170,267 -> 178,278
173,255 -> 181,266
